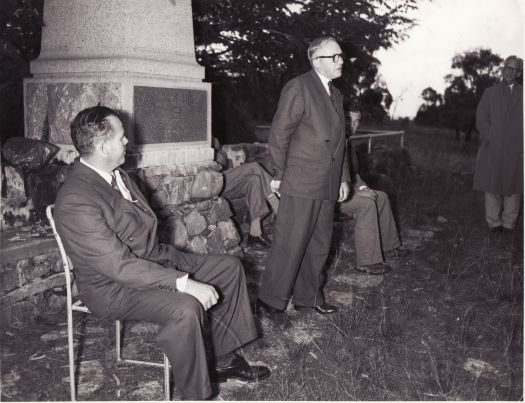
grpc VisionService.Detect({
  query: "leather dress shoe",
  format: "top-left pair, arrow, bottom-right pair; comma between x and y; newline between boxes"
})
255,299 -> 291,329
215,355 -> 270,383
247,234 -> 272,247
490,225 -> 503,233
355,263 -> 391,275
295,303 -> 338,315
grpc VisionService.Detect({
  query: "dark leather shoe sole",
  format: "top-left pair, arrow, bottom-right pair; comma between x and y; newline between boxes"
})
216,356 -> 271,383
355,263 -> 391,275
295,304 -> 338,315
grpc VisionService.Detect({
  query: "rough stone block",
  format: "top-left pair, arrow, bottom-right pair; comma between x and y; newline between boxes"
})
184,210 -> 206,236
186,236 -> 207,254
0,300 -> 38,326
0,273 -> 65,307
206,228 -> 225,254
3,166 -> 26,201
168,176 -> 193,205
19,252 -> 61,286
218,220 -> 241,249
207,197 -> 232,224
191,171 -> 223,200
0,263 -> 19,294
150,188 -> 169,209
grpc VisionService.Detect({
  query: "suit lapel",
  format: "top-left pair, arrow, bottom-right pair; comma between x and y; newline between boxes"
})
116,168 -> 154,217
308,71 -> 343,154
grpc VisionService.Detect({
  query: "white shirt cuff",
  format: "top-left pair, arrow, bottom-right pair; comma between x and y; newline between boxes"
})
176,274 -> 189,292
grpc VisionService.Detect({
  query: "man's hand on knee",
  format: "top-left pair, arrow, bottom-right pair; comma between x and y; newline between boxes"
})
184,279 -> 219,310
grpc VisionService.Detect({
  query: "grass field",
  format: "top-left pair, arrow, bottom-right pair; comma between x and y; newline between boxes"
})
1,124 -> 522,400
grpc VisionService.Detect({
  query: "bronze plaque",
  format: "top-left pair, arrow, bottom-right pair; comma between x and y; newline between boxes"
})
133,86 -> 207,144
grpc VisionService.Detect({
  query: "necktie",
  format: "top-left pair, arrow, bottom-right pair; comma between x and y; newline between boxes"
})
328,81 -> 337,110
110,173 -> 120,192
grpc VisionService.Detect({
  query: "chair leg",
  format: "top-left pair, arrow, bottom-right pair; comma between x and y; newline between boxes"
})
67,302 -> 76,401
115,320 -> 122,363
163,354 -> 170,400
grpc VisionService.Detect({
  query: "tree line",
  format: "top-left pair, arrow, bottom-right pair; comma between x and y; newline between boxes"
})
414,48 -> 522,141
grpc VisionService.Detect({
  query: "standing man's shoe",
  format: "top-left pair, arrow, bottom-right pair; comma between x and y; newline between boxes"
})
294,304 -> 338,315
355,263 -> 391,275
255,299 -> 291,329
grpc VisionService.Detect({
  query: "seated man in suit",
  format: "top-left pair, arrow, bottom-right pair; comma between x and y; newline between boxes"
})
339,109 -> 409,275
54,106 -> 270,400
213,137 -> 279,248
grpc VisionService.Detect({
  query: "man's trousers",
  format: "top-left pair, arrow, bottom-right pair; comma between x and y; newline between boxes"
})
108,253 -> 257,400
259,195 -> 334,310
222,162 -> 272,220
484,192 -> 521,229
339,190 -> 400,266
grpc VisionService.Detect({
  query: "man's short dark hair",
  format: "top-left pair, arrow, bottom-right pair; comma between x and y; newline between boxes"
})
70,105 -> 118,156
307,36 -> 337,65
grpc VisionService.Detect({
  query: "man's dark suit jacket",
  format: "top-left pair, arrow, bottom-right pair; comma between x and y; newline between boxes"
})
54,161 -> 187,318
268,69 -> 351,199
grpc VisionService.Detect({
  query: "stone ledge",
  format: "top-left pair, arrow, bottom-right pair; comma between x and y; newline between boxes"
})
0,232 -> 58,264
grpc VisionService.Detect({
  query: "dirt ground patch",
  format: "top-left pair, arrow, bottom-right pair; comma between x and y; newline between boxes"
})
1,126 -> 522,400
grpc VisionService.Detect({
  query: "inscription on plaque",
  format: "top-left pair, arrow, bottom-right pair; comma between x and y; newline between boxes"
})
133,86 -> 207,144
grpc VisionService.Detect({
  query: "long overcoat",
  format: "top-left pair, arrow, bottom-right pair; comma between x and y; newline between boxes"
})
473,82 -> 523,195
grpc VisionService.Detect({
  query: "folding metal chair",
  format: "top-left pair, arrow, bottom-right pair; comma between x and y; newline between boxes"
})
46,204 -> 170,401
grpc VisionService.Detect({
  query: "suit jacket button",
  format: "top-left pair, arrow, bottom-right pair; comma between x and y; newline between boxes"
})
325,139 -> 330,143
129,237 -> 134,242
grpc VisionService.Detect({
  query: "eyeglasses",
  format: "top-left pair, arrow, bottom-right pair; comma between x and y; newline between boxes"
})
315,53 -> 344,63
503,65 -> 518,72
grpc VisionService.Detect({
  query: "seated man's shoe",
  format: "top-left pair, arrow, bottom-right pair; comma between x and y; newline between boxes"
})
355,263 -> 391,275
247,234 -> 271,247
295,303 -> 338,315
255,299 -> 291,329
215,355 -> 271,383
384,247 -> 411,259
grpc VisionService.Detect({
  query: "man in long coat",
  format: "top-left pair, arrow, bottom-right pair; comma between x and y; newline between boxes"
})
257,37 -> 351,325
474,55 -> 523,232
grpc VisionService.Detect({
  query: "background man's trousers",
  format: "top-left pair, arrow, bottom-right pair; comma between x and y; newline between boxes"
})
484,192 -> 521,229
259,195 -> 334,310
222,162 -> 272,220
107,253 -> 257,400
339,190 -> 400,266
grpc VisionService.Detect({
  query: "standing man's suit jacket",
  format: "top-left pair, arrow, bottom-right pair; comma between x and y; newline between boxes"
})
55,161 -> 187,319
269,69 -> 351,200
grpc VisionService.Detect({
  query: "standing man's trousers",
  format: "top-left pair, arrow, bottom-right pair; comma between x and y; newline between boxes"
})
484,192 -> 521,229
108,253 -> 257,400
339,190 -> 400,266
259,195 -> 334,310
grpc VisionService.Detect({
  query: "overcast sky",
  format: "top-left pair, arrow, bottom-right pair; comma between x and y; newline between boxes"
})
374,0 -> 524,118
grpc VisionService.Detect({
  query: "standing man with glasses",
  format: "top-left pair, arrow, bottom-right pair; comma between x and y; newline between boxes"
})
474,55 -> 523,233
257,36 -> 351,328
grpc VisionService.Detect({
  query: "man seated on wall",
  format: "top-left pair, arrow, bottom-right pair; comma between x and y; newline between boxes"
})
213,137 -> 279,248
54,106 -> 270,400
338,108 -> 409,275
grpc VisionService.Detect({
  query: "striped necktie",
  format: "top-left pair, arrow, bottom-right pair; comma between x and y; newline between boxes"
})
110,173 -> 120,192
328,81 -> 337,110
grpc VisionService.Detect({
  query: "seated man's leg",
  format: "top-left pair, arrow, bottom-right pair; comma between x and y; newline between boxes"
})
173,252 -> 258,359
339,195 -> 383,266
222,163 -> 271,220
114,289 -> 211,400
375,190 -> 401,252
